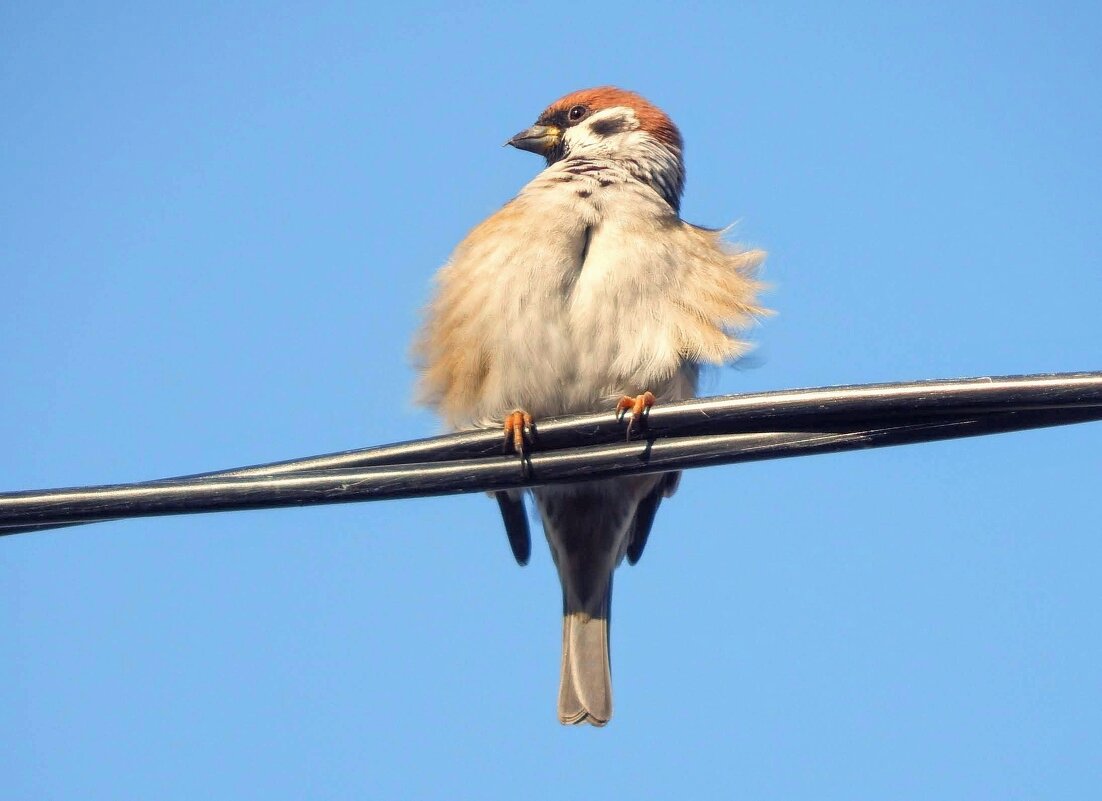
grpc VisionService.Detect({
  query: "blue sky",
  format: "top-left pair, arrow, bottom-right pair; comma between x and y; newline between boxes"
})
2,2 -> 1100,798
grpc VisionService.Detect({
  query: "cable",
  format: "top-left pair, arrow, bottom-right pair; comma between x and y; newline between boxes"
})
2,372 -> 1100,535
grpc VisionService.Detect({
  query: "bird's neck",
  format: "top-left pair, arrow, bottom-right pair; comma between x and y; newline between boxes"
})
621,141 -> 685,212
563,137 -> 685,212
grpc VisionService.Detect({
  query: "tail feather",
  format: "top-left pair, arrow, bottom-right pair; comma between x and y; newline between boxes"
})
558,593 -> 612,726
538,478 -> 661,727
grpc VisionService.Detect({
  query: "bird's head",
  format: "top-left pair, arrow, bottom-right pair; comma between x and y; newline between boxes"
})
507,87 -> 686,210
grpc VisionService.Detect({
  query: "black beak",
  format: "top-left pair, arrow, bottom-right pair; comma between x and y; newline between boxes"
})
505,124 -> 561,156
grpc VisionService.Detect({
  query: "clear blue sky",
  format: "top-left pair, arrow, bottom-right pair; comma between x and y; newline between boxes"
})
3,2 -> 1100,798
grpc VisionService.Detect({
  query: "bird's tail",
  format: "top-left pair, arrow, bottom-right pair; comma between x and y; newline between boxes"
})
558,584 -> 612,726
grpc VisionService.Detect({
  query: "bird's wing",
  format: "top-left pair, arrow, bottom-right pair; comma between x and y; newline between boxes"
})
625,471 -> 681,565
413,189 -> 592,427
661,222 -> 767,367
494,490 -> 531,566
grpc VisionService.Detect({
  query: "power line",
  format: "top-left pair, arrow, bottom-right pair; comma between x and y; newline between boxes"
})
2,372 -> 1100,536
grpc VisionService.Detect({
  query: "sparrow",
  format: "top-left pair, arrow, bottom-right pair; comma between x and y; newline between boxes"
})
415,87 -> 765,725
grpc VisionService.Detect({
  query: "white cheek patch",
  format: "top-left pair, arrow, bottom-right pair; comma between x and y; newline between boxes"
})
565,107 -> 640,151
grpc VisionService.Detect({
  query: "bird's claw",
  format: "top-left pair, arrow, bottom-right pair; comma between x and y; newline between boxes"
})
615,391 -> 656,441
503,409 -> 535,456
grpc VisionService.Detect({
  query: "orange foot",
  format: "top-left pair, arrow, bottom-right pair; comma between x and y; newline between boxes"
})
615,391 -> 656,440
503,409 -> 535,456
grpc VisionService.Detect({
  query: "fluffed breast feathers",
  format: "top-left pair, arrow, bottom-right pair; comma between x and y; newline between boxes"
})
414,167 -> 766,427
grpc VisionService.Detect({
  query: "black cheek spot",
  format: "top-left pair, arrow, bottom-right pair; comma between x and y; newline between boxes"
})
576,189 -> 592,198
597,178 -> 614,187
590,117 -> 626,137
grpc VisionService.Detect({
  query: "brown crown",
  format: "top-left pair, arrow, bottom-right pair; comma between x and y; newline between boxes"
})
540,87 -> 682,151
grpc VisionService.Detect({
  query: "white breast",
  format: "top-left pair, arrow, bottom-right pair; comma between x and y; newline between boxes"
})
416,157 -> 762,430
476,162 -> 697,422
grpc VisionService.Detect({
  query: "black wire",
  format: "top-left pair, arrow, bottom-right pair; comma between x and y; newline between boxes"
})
182,370 -> 1102,471
2,372 -> 1101,535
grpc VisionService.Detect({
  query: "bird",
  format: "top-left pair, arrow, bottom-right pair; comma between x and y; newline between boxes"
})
414,87 -> 765,725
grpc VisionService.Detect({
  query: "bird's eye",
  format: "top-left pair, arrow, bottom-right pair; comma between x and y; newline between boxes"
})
567,105 -> 587,122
